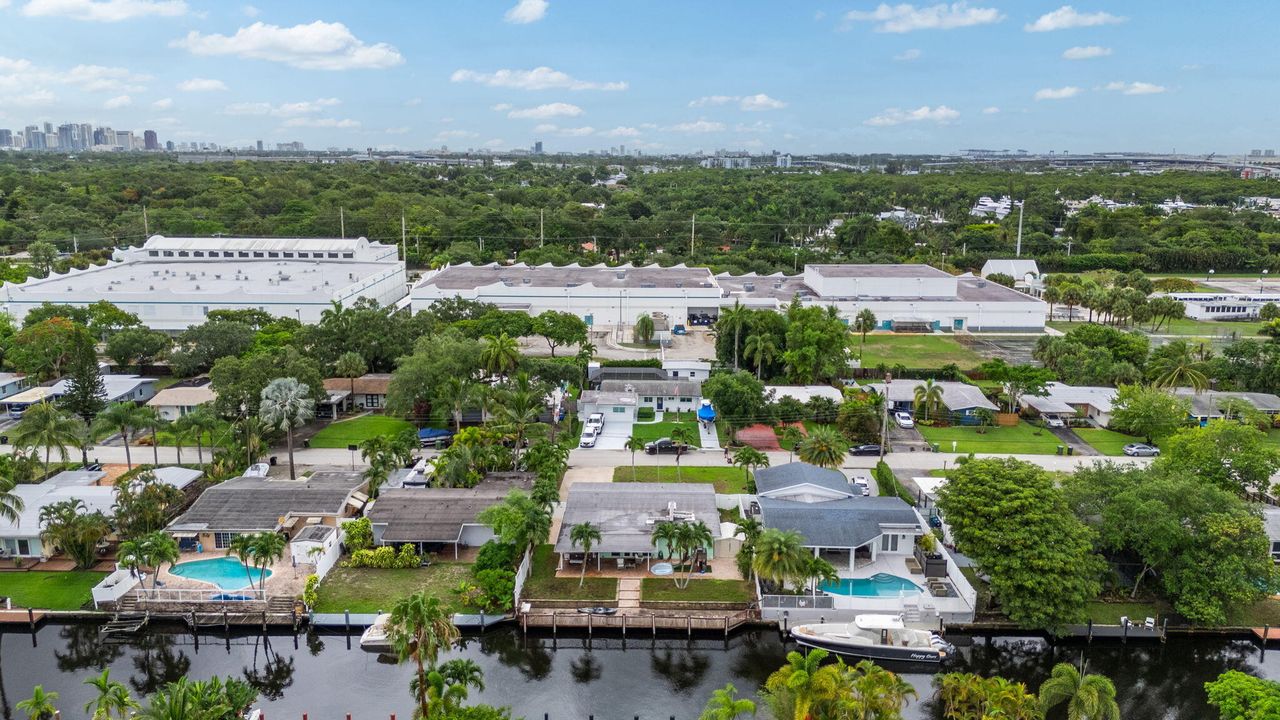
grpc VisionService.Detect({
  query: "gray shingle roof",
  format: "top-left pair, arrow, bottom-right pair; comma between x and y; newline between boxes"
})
759,496 -> 920,549
367,475 -> 532,544
754,463 -> 850,496
554,482 -> 718,555
169,471 -> 366,533
600,379 -> 702,397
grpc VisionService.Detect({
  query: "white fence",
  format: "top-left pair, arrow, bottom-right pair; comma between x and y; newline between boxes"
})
135,587 -> 267,604
291,526 -> 344,581
512,547 -> 533,607
91,567 -> 140,608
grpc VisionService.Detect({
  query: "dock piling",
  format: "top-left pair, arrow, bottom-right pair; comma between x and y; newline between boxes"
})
1087,619 -> 1093,643
27,607 -> 34,631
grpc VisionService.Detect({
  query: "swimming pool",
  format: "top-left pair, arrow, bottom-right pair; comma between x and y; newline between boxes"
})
168,557 -> 270,591
819,573 -> 922,597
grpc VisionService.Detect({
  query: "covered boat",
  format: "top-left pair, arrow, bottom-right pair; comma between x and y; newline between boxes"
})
791,614 -> 953,663
359,614 -> 393,653
696,400 -> 716,423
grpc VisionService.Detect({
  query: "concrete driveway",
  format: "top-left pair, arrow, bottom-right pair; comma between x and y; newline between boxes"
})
587,417 -> 635,450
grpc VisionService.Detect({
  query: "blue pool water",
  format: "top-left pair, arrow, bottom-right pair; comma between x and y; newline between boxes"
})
819,573 -> 923,597
168,557 -> 270,590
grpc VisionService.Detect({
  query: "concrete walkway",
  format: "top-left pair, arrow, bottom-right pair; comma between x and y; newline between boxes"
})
617,577 -> 641,609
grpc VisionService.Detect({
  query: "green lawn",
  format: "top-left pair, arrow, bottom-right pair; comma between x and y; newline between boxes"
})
855,334 -> 985,371
522,545 -> 617,602
917,421 -> 1063,455
1049,317 -> 1267,338
629,420 -> 703,447
1075,427 -> 1142,456
309,415 -> 417,448
1084,600 -> 1168,625
1268,430 -> 1280,448
313,564 -> 472,614
641,578 -> 755,603
613,465 -> 750,494
0,571 -> 106,610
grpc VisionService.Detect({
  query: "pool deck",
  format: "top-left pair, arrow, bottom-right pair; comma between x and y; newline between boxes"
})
156,551 -> 309,598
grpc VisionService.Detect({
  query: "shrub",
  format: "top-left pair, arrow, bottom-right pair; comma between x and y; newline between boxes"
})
342,543 -> 421,569
343,517 -> 373,552
471,568 -> 515,613
474,541 -> 519,573
637,407 -> 656,421
601,358 -> 662,368
302,574 -> 319,608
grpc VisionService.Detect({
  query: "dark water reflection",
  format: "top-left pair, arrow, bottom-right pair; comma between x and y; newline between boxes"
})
2,623 -> 1277,720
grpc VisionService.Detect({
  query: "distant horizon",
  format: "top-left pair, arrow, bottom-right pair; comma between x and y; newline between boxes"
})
0,1 -> 1274,155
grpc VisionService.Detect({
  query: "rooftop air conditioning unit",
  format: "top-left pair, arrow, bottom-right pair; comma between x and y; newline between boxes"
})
522,278 -> 531,284
616,271 -> 626,279
976,280 -> 987,288
744,282 -> 755,292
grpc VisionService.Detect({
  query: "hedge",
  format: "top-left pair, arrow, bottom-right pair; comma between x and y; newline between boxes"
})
873,461 -> 917,505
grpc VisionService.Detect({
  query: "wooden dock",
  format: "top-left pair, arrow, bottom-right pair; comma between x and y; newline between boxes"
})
0,609 -> 44,626
1251,627 -> 1280,642
521,609 -> 754,638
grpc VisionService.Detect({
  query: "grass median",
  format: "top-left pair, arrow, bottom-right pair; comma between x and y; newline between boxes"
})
613,465 -> 750,494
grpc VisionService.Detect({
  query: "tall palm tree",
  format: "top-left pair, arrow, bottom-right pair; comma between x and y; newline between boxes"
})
16,685 -> 59,720
796,426 -> 848,469
180,406 -> 220,466
801,555 -> 839,597
670,424 -> 697,482
480,333 -> 520,378
1148,341 -> 1209,392
674,520 -> 714,589
258,377 -> 314,480
743,333 -> 778,380
167,417 -> 193,466
93,402 -> 147,470
119,531 -> 181,589
570,521 -> 602,587
0,474 -> 25,525
249,531 -> 287,590
732,446 -> 769,490
764,649 -> 841,720
718,301 -> 750,371
1038,662 -> 1120,720
83,669 -> 138,720
387,591 -> 461,718
752,528 -> 808,593
625,434 -> 646,481
781,426 -> 804,464
853,308 -> 877,361
234,415 -> 265,468
733,516 -> 763,582
699,683 -> 756,720
333,350 -> 367,415
437,377 -> 479,432
912,379 -> 944,422
12,401 -> 82,480
134,406 -> 167,468
227,534 -> 259,590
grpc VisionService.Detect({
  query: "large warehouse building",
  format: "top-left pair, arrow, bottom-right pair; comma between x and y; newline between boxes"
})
1,235 -> 407,331
409,262 -> 1046,331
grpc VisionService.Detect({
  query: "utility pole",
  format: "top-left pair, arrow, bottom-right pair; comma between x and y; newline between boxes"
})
401,212 -> 407,260
479,236 -> 484,254
1065,237 -> 1074,256
879,372 -> 892,459
539,209 -> 545,247
690,214 -> 696,255
1015,199 -> 1024,257
72,235 -> 78,254
340,207 -> 345,239
142,205 -> 149,236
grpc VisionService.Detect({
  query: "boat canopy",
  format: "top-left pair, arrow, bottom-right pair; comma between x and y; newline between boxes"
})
854,614 -> 906,630
697,399 -> 717,422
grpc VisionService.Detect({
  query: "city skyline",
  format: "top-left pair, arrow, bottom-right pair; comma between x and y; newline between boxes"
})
0,1 -> 1275,154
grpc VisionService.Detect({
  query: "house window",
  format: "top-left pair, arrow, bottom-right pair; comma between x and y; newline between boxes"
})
163,251 -> 174,257
283,252 -> 294,258
342,252 -> 354,259
238,251 -> 249,258
364,394 -> 381,408
193,251 -> 204,257
680,396 -> 692,403
643,397 -> 653,403
880,534 -> 899,552
297,252 -> 308,258
327,252 -> 339,258
213,532 -> 236,549
223,251 -> 234,258
611,406 -> 626,413
253,252 -> 264,258
16,538 -> 30,555
177,251 -> 189,257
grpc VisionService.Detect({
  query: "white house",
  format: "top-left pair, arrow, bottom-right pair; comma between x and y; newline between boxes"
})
0,373 -> 28,401
576,390 -> 639,423
1020,382 -> 1118,426
663,360 -> 711,381
6,374 -> 155,419
599,379 -> 702,413
147,385 -> 216,421
766,385 -> 845,405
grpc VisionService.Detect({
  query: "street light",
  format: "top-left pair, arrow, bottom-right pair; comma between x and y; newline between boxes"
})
1208,269 -> 1215,282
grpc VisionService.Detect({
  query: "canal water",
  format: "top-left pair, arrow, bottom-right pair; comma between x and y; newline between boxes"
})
2,623 -> 1278,719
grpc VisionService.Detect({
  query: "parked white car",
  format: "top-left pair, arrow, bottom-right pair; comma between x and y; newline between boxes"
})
893,411 -> 915,429
579,428 -> 599,448
852,477 -> 871,496
585,412 -> 605,431
1044,417 -> 1065,429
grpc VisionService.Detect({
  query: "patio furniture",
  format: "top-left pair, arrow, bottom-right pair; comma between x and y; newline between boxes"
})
905,557 -> 923,574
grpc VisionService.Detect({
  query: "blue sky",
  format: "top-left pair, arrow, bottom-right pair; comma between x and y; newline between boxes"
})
0,0 -> 1275,154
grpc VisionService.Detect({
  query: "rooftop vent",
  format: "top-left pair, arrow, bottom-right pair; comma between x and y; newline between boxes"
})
976,280 -> 987,288
522,277 -> 531,284
616,271 -> 626,279
744,282 -> 755,292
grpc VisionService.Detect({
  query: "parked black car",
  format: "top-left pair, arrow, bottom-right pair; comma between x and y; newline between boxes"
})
848,444 -> 882,456
645,438 -> 690,455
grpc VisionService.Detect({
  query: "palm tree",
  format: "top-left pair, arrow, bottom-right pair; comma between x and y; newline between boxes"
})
796,426 -> 848,469
477,490 -> 552,551
249,531 -> 287,590
439,657 -> 486,693
753,528 -> 807,592
258,377 -> 314,480
167,416 -> 193,466
853,308 -> 877,361
836,660 -> 917,720
12,401 -> 82,480
83,669 -> 138,720
227,534 -> 259,590
670,424 -> 697,482
387,591 -> 461,718
699,683 -> 756,720
743,333 -> 778,380
625,434 -> 646,481
1038,662 -> 1120,720
437,377 -> 479,432
718,301 -> 750,371
480,333 -> 520,378
634,313 -> 656,344
1042,285 -> 1062,320
1148,341 -> 1209,392
333,350 -> 367,415
674,520 -> 714,589
93,402 -> 147,470
781,425 -> 804,463
134,679 -> 216,720
801,554 -> 839,597
234,415 -> 265,468
0,474 -> 25,524
119,531 -> 181,589
764,649 -> 841,720
179,406 -> 220,466
732,446 -> 769,491
134,406 -> 167,467
912,379 -> 944,423
733,516 -> 763,582
570,521 -> 602,587
16,685 -> 59,720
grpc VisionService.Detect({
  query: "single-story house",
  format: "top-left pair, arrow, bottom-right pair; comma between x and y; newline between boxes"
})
587,363 -> 669,389
322,373 -> 393,413
765,385 -> 845,406
0,373 -> 28,401
553,482 -> 719,570
167,471 -> 368,551
664,360 -> 712,381
1172,388 -> 1280,425
147,384 -> 216,421
576,390 -> 639,423
866,379 -> 998,422
754,462 -> 922,571
6,374 -> 156,419
1020,382 -> 1117,426
366,472 -> 533,557
599,379 -> 702,413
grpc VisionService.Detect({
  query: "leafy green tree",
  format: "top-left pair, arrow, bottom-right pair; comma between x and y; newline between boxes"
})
796,426 -> 848,469
480,333 -> 520,378
16,685 -> 59,720
702,371 -> 766,444
1205,671 -> 1280,720
8,316 -> 95,381
113,471 -> 184,537
387,331 -> 483,418
27,241 -> 58,277
38,499 -> 111,569
569,521 -> 601,587
752,528 -> 808,592
258,377 -> 313,480
1038,663 -> 1120,720
477,490 -> 552,551
166,319 -> 255,377
57,339 -> 107,456
83,669 -> 138,720
1108,384 -> 1190,444
782,303 -> 850,383
93,402 -> 149,470
532,310 -> 587,357
209,347 -> 324,419
12,402 -> 83,480
937,458 -> 1104,632
1157,421 -> 1280,496
633,313 -> 656,345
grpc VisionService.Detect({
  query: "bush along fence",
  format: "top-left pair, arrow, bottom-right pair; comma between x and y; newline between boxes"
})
873,461 -> 917,505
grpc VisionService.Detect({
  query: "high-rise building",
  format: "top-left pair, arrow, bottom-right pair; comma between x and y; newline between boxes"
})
256,140 -> 263,152
42,122 -> 52,136
114,130 -> 133,149
0,130 -> 10,148
144,130 -> 158,150
165,140 -> 174,151
57,123 -> 76,150
533,140 -> 543,154
24,127 -> 46,150
77,123 -> 92,150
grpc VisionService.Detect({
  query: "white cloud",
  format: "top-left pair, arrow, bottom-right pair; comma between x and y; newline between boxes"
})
177,77 -> 227,92
1,89 -> 55,106
1025,5 -> 1125,32
864,105 -> 959,126
152,97 -> 172,109
689,95 -> 736,107
669,120 -> 725,133
384,126 -> 409,135
1104,80 -> 1166,95
1034,85 -> 1081,100
894,48 -> 922,61
404,97 -> 422,107
504,0 -> 546,24
450,66 -> 626,91
981,106 -> 1000,114
601,126 -> 640,138
21,0 -> 186,21
740,93 -> 786,111
281,117 -> 360,128
507,102 -> 583,119
67,64 -> 150,92
103,94 -> 131,109
842,2 -> 1004,33
241,4 -> 257,16
1062,45 -> 1111,60
533,123 -> 557,133
173,21 -> 404,71
224,98 -> 340,116
490,103 -> 512,111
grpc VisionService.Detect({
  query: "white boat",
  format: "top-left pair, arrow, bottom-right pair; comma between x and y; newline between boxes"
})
359,614 -> 393,653
790,614 -> 954,663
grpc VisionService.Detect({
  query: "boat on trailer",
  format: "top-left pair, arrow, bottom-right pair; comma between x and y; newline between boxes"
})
790,614 -> 954,663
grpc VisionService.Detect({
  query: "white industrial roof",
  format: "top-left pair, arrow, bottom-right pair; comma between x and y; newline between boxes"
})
142,235 -> 375,254
981,259 -> 1040,278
